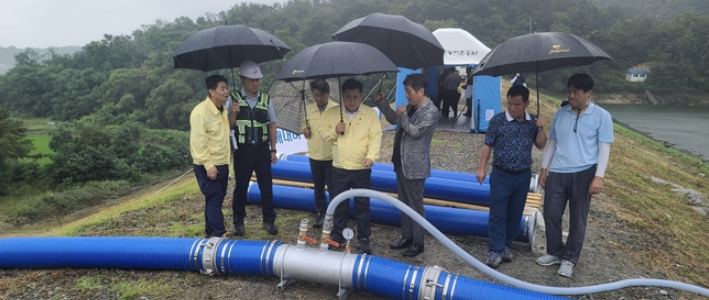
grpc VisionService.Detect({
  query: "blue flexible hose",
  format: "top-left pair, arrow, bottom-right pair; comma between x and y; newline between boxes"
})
271,160 -> 491,206
0,236 -> 565,299
249,183 -> 530,242
282,153 -> 490,184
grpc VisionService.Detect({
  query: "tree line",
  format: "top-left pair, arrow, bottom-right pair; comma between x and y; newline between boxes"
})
1,0 -> 708,195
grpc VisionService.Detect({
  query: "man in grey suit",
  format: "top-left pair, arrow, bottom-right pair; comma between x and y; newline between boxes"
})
375,73 -> 439,257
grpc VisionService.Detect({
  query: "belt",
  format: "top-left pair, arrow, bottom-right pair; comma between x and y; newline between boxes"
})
237,142 -> 268,147
493,165 -> 530,175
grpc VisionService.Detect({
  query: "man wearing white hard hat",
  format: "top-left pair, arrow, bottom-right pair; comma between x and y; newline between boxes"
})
227,60 -> 279,236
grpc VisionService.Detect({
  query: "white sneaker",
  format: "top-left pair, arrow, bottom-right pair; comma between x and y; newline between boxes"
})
557,260 -> 575,277
536,254 -> 562,266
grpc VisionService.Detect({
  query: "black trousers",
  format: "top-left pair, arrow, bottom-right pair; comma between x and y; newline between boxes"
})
194,164 -> 229,236
330,167 -> 372,241
232,144 -> 276,224
443,89 -> 460,116
309,158 -> 333,213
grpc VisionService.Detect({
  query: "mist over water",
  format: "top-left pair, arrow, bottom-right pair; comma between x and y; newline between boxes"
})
600,104 -> 709,160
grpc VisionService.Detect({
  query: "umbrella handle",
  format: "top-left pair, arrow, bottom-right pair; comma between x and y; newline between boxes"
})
535,67 -> 540,117
378,73 -> 387,92
301,89 -> 309,129
338,77 -> 344,135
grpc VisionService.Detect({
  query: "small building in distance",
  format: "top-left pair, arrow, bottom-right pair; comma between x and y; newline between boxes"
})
625,63 -> 650,82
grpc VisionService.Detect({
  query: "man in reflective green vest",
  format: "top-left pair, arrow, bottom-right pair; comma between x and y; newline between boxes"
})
227,60 -> 279,236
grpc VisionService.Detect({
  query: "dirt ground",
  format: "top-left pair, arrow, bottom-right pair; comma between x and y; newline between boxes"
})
2,127 -> 706,300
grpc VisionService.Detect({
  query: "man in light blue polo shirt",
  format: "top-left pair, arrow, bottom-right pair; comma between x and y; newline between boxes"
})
536,74 -> 613,277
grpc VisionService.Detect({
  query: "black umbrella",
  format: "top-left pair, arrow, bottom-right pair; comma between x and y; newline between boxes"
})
173,25 -> 290,71
268,78 -> 340,134
473,32 -> 612,115
332,13 -> 444,70
275,41 -> 398,125
172,25 -> 290,89
276,41 -> 398,81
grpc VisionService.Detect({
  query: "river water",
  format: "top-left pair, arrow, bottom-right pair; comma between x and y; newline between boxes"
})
600,104 -> 709,160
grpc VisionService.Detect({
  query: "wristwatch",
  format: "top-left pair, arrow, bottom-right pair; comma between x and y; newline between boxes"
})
270,149 -> 277,153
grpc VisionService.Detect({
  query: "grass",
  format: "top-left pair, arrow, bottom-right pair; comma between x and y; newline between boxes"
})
23,133 -> 54,166
604,121 -> 709,286
61,176 -> 200,237
74,274 -> 177,299
431,138 -> 447,145
0,180 -> 131,225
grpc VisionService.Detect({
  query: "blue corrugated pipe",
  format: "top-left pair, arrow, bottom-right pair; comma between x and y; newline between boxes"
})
282,153 -> 490,184
248,183 -> 532,243
0,237 -> 281,276
0,237 -> 568,300
271,160 -> 492,206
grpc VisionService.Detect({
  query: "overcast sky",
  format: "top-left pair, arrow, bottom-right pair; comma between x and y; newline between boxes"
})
1,0 -> 282,48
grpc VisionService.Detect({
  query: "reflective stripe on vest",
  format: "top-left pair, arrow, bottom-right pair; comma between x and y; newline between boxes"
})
233,92 -> 270,144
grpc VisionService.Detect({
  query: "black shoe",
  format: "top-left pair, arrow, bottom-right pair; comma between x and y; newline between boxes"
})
359,237 -> 372,254
313,212 -> 325,229
389,238 -> 413,250
262,222 -> 278,235
402,244 -> 424,257
233,221 -> 245,236
327,237 -> 345,251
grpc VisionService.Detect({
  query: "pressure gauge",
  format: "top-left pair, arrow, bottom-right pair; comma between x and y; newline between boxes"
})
342,228 -> 354,240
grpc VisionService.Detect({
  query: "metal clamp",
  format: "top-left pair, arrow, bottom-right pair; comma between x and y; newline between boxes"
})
419,265 -> 446,300
199,237 -> 225,276
277,244 -> 296,292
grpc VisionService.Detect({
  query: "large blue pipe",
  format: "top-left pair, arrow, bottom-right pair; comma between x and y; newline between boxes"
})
282,154 -> 490,184
249,183 -> 532,243
0,237 -> 567,300
0,237 -> 281,276
271,160 -> 493,206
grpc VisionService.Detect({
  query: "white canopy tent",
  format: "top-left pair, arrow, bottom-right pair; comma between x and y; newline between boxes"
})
432,28 -> 491,66
431,28 -> 500,133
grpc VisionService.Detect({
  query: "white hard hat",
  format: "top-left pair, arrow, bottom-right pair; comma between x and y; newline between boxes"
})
238,60 -> 263,79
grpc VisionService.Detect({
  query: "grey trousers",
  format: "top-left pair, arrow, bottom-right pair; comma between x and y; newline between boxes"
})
543,166 -> 596,265
395,171 -> 426,245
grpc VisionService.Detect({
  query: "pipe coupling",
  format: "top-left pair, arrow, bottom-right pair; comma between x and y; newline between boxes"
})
200,237 -> 226,276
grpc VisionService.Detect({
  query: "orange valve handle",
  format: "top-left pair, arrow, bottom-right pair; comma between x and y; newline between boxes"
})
302,236 -> 318,245
324,239 -> 340,248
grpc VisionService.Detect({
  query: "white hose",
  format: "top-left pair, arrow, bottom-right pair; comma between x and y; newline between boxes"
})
325,189 -> 709,297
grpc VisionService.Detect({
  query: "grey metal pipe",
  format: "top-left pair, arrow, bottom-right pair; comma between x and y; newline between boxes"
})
272,244 -> 358,288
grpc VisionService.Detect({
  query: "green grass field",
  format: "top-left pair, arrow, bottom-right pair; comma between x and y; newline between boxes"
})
24,133 -> 54,166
